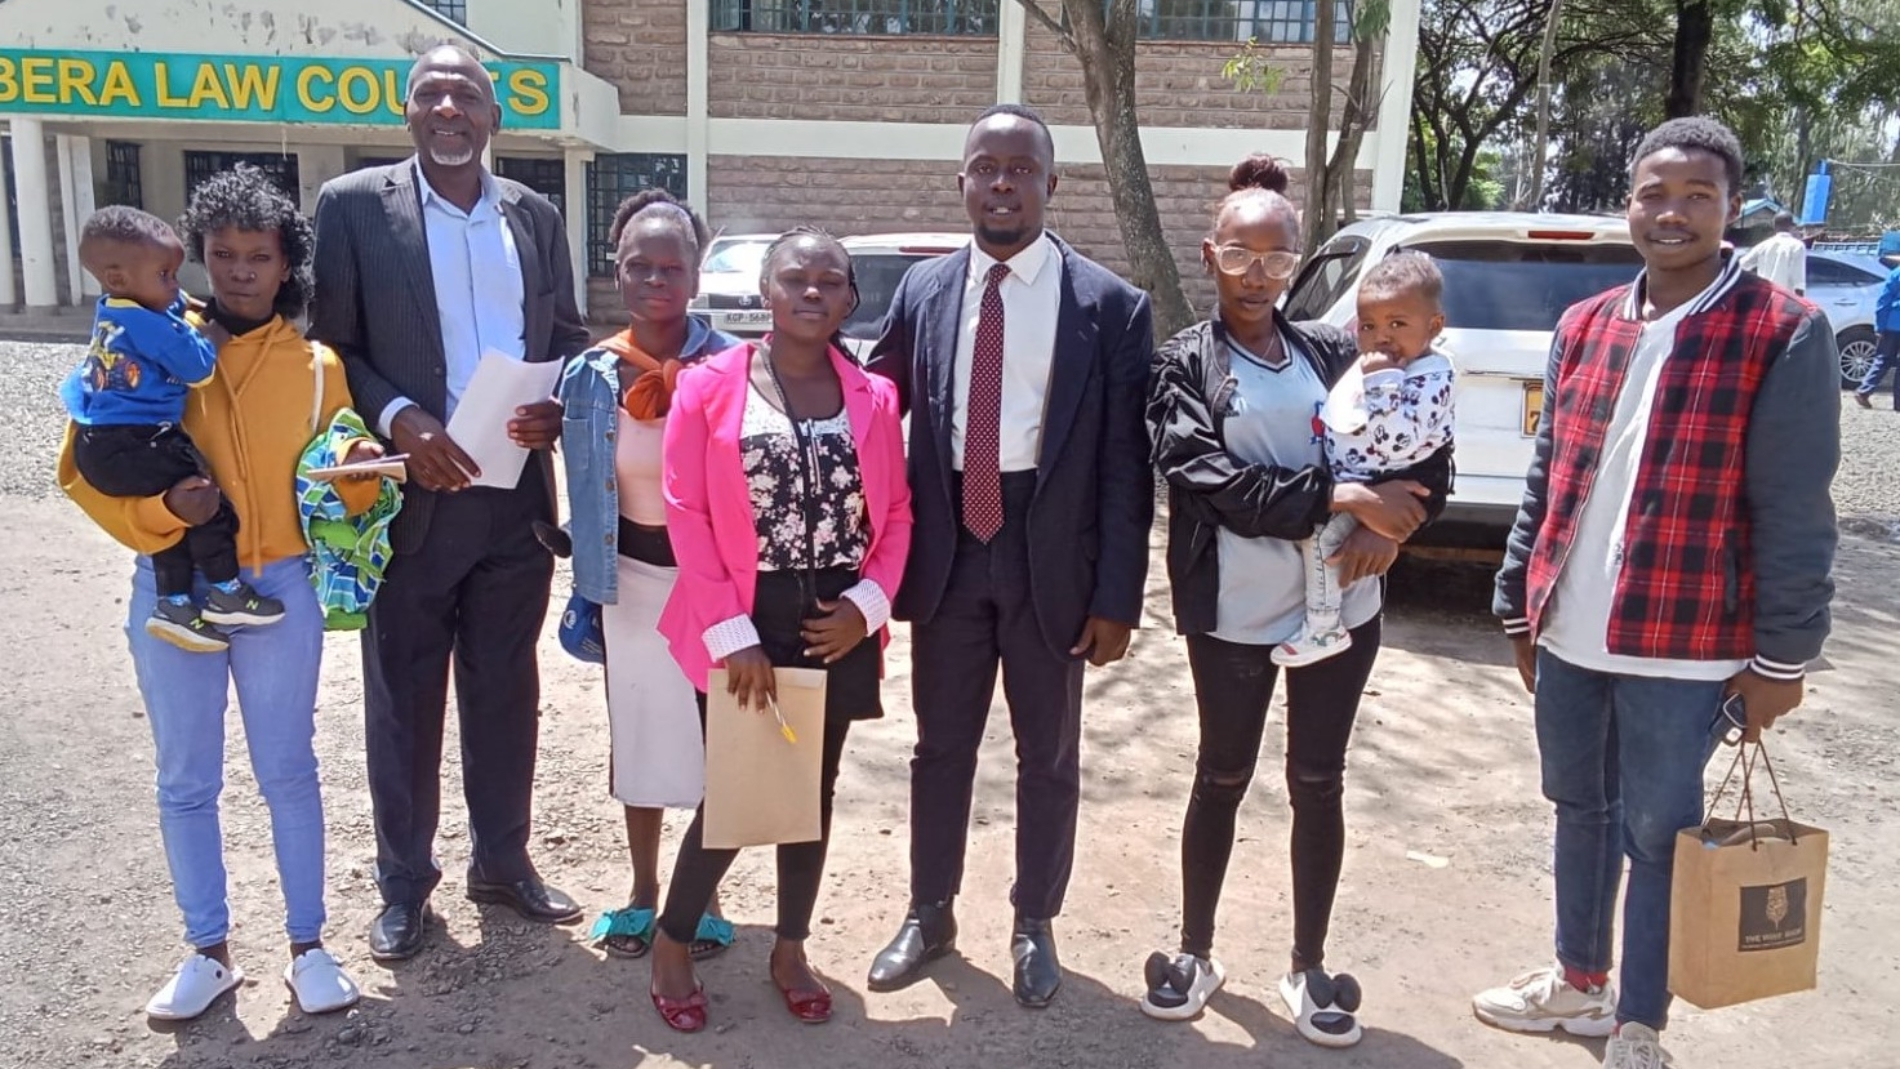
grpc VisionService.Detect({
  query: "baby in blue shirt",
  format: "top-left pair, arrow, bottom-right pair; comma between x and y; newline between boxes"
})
62,206 -> 283,652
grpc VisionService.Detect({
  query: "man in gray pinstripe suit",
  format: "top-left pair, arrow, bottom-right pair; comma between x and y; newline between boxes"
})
311,45 -> 592,962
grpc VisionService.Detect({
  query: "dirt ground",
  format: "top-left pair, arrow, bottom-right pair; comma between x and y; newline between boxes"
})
5,493 -> 1899,1069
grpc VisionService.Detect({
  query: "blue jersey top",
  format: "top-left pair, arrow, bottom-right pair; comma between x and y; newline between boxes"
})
1878,263 -> 1900,334
61,296 -> 218,427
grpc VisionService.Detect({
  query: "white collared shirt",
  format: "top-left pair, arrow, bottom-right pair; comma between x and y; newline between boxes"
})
950,233 -> 1062,472
1740,232 -> 1807,295
377,164 -> 526,435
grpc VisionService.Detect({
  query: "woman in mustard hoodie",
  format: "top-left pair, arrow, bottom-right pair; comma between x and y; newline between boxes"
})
59,166 -> 381,1022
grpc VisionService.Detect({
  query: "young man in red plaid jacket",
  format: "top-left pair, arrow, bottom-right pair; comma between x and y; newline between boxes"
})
1473,117 -> 1840,1069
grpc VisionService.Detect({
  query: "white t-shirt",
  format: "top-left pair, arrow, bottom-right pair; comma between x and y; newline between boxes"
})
1741,232 -> 1807,295
1539,293 -> 1749,681
1212,335 -> 1382,645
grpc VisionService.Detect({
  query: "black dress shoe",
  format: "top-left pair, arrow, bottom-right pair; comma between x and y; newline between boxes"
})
866,901 -> 958,992
466,876 -> 584,924
369,900 -> 431,962
1012,917 -> 1063,1008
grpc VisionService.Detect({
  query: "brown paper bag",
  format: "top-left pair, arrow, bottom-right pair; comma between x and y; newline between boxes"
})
702,667 -> 827,850
1669,743 -> 1828,1010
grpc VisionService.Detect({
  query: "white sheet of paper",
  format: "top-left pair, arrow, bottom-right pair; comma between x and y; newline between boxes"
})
444,351 -> 563,490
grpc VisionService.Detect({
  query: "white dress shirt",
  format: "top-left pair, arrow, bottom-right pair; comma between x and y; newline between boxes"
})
1740,232 -> 1807,295
950,234 -> 1061,472
377,164 -> 527,436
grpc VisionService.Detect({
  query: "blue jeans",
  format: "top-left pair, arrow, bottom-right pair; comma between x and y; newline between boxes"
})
1534,650 -> 1728,1030
127,554 -> 329,948
1857,331 -> 1900,404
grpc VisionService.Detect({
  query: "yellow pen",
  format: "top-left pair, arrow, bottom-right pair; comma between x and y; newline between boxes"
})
766,693 -> 798,744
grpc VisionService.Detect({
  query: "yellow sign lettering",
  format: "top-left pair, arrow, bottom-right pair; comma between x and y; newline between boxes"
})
335,66 -> 378,115
0,58 -> 17,105
507,69 -> 549,116
382,68 -> 404,116
57,58 -> 99,107
297,65 -> 334,113
187,62 -> 230,110
99,60 -> 139,107
20,56 -> 56,104
222,63 -> 279,111
154,62 -> 188,107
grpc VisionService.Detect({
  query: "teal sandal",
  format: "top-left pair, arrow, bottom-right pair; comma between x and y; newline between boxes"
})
690,913 -> 735,961
590,906 -> 656,959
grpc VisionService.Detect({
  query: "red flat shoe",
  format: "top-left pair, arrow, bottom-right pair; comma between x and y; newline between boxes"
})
650,984 -> 708,1033
778,984 -> 833,1024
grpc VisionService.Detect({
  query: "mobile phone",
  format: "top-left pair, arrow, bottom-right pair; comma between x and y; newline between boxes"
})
1714,692 -> 1747,746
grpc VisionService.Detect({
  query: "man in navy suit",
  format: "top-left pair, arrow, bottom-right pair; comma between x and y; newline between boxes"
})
864,104 -> 1154,1007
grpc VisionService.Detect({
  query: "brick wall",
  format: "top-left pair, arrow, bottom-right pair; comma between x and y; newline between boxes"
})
584,0 -> 689,116
707,35 -> 999,122
1021,26 -> 1369,132
705,155 -> 968,235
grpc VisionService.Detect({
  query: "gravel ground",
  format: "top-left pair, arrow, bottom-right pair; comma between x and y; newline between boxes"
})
11,338 -> 1900,533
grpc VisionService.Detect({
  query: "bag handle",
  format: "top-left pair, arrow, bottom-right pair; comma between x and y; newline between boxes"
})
1705,739 -> 1798,850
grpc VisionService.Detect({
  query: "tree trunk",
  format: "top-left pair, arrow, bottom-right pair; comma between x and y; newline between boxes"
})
1665,0 -> 1714,118
1049,0 -> 1195,337
1304,0 -> 1338,250
1323,33 -> 1378,234
1523,0 -> 1565,208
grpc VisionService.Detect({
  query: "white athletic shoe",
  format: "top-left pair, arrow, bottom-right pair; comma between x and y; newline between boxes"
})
1139,952 -> 1225,1021
145,953 -> 243,1021
1279,967 -> 1363,1048
1603,1023 -> 1676,1068
285,948 -> 361,1015
1472,964 -> 1618,1038
1271,620 -> 1353,668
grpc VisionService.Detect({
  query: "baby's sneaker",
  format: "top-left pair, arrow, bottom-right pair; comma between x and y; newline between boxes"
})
146,599 -> 230,653
1272,619 -> 1352,668
203,582 -> 285,627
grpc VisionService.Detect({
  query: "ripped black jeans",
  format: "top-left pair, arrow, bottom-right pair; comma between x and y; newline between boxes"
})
1177,619 -> 1381,971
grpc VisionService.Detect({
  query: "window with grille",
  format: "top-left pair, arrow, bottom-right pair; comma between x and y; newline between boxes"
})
183,151 -> 301,203
419,0 -> 468,24
496,157 -> 567,215
1133,0 -> 1352,42
712,0 -> 998,35
104,141 -> 144,210
585,154 -> 688,278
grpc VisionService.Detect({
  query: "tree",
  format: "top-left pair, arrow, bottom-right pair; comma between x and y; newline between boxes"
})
1011,0 -> 1195,337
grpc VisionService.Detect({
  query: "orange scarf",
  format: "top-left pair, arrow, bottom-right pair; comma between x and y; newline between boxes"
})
599,330 -> 683,420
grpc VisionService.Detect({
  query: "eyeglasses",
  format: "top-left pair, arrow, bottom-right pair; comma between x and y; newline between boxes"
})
1212,245 -> 1302,279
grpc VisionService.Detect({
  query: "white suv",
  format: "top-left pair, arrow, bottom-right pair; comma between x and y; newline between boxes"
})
1282,212 -> 1644,550
836,232 -> 970,361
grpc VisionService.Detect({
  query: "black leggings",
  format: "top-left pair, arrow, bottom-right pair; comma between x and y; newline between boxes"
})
658,705 -> 850,944
1178,617 -> 1381,970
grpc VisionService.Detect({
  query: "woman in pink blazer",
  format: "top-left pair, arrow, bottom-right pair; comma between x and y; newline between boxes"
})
649,228 -> 913,1031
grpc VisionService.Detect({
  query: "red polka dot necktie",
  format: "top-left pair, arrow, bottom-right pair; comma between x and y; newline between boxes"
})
962,262 -> 1012,543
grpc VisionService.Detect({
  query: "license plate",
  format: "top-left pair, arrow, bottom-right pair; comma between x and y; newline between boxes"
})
1522,380 -> 1544,437
722,310 -> 771,325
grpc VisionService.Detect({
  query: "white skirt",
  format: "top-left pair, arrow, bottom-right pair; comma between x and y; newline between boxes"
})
601,554 -> 704,808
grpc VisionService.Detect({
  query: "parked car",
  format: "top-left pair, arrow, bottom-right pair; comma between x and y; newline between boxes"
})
1805,249 -> 1888,389
690,232 -> 776,337
835,231 -> 970,361
1282,212 -> 1645,550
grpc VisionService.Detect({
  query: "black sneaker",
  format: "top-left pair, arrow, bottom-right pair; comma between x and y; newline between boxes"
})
146,601 -> 230,653
202,583 -> 285,627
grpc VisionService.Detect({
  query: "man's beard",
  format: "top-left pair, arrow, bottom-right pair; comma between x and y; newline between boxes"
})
428,143 -> 478,167
975,221 -> 1030,248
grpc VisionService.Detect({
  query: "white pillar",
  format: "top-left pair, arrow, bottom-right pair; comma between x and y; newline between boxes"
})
684,0 -> 711,211
9,118 -> 60,308
1371,0 -> 1423,213
67,136 -> 100,297
563,145 -> 591,310
996,0 -> 1028,104
56,134 -> 84,306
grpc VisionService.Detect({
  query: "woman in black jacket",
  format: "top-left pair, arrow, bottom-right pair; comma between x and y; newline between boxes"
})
1140,155 -> 1453,1047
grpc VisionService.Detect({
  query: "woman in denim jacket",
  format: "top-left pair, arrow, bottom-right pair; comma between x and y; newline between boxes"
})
560,191 -> 740,960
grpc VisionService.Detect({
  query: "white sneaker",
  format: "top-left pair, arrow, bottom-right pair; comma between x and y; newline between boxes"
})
1139,951 -> 1225,1021
145,953 -> 243,1021
1604,1023 -> 1676,1068
1279,967 -> 1363,1048
284,948 -> 361,1014
1472,964 -> 1617,1038
1272,620 -> 1353,668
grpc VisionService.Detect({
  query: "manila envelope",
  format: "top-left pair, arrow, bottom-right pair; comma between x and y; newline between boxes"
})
703,667 -> 827,850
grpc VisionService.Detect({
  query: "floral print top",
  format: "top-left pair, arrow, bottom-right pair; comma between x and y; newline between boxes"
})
740,384 -> 869,572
